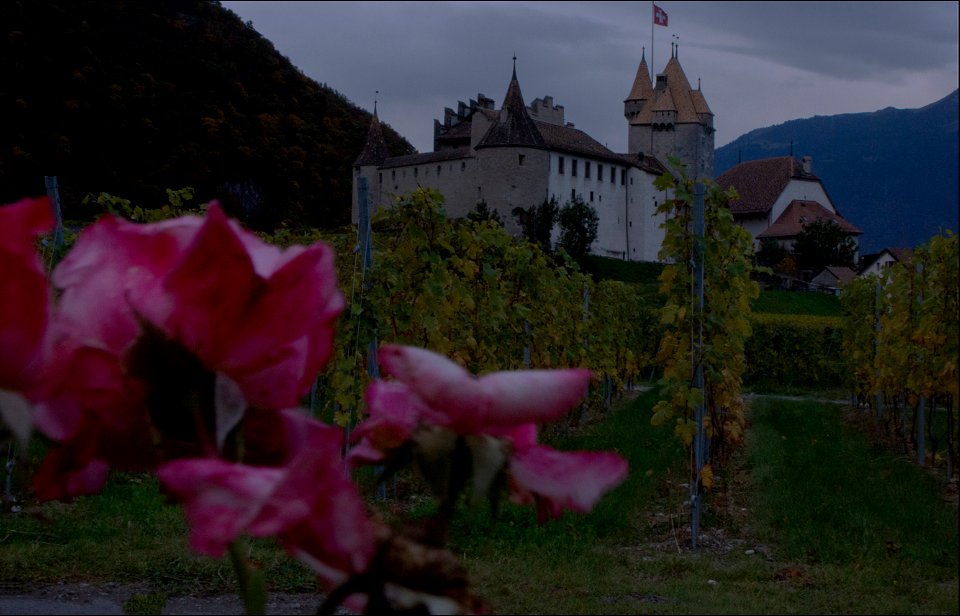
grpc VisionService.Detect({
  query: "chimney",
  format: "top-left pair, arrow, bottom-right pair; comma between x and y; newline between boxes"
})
802,156 -> 812,174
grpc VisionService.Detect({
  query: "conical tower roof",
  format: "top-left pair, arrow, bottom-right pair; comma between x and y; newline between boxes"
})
625,50 -> 654,102
354,110 -> 389,166
476,64 -> 545,148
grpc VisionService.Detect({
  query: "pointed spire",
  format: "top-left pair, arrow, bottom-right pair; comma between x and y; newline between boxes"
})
373,90 -> 379,117
355,104 -> 389,166
626,48 -> 654,102
512,53 -> 517,80
476,61 -> 544,149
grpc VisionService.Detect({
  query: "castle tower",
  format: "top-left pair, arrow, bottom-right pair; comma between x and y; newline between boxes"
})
626,45 -> 715,179
473,62 -> 550,233
352,105 -> 389,223
624,48 -> 654,122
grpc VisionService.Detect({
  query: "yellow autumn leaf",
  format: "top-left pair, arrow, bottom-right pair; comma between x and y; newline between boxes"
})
700,464 -> 714,489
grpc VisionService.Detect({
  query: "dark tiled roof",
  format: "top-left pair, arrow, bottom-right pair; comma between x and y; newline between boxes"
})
381,147 -> 473,169
436,120 -> 472,141
824,266 -> 857,284
716,156 -> 820,215
757,200 -> 862,239
629,56 -> 707,125
887,247 -> 914,263
475,72 -> 545,149
354,115 -> 389,166
535,121 -> 623,163
615,152 -> 668,175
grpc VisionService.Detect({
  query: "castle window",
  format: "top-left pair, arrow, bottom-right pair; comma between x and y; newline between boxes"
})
620,169 -> 625,185
558,156 -> 565,174
572,159 -> 578,177
585,162 -> 591,179
571,189 -> 576,200
611,168 -> 616,184
437,165 -> 442,175
392,170 -> 396,180
414,167 -> 418,178
378,173 -> 382,183
598,164 -> 603,182
590,191 -> 594,202
461,161 -> 466,171
518,154 -> 525,166
630,177 -> 633,185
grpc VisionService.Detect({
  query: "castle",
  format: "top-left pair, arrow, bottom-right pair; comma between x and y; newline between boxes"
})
353,46 -> 714,262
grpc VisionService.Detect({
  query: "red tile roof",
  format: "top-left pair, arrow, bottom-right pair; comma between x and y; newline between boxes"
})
757,200 -> 862,239
716,156 -> 820,215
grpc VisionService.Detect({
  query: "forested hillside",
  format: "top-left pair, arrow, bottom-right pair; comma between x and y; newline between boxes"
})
0,0 -> 414,229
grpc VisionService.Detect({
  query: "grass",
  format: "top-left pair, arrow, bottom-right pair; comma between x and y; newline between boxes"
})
751,289 -> 842,316
1,391 -> 956,614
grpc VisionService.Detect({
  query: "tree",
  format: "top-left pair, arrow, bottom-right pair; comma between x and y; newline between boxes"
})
557,195 -> 599,265
512,196 -> 559,252
466,199 -> 502,226
755,237 -> 788,270
792,218 -> 857,276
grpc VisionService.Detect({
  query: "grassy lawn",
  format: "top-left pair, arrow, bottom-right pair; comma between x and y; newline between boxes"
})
1,391 -> 956,614
751,289 -> 842,316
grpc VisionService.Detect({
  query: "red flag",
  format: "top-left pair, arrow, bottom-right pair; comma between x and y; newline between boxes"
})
654,4 -> 668,27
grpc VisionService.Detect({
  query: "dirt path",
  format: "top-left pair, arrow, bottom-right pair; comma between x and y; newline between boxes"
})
0,582 -> 338,615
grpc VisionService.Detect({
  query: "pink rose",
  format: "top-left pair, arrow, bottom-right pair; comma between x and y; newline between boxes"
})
350,345 -> 628,521
32,203 -> 344,499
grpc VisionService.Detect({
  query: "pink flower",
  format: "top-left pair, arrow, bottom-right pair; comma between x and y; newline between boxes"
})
158,409 -> 373,585
31,203 -> 345,499
0,197 -> 53,445
0,197 -> 53,391
350,345 -> 628,521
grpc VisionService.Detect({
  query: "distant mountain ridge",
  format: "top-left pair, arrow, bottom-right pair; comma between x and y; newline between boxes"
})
716,90 -> 958,254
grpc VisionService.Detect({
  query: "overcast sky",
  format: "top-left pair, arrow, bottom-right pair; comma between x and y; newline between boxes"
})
221,1 -> 959,154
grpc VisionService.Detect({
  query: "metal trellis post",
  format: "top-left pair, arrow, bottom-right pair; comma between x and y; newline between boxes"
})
691,181 -> 707,549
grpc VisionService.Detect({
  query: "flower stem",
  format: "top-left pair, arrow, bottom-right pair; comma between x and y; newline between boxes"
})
228,537 -> 267,615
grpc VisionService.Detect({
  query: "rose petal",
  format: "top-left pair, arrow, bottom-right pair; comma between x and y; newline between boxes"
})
509,445 -> 628,521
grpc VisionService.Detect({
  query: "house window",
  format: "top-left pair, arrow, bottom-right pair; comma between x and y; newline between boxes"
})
571,189 -> 576,200
590,191 -> 594,202
611,168 -> 616,184
598,164 -> 603,182
585,162 -> 591,179
518,154 -> 525,166
559,156 -> 565,174
572,160 -> 578,177
620,169 -> 625,185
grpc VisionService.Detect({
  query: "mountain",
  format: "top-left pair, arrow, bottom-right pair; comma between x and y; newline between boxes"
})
0,0 -> 414,229
716,90 -> 958,254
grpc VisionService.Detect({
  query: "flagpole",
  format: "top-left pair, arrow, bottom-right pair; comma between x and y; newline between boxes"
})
651,1 -> 655,78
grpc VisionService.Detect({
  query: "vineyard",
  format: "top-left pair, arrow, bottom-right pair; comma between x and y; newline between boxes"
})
841,231 -> 959,477
31,182 -> 958,490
